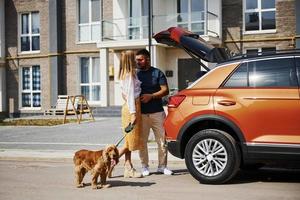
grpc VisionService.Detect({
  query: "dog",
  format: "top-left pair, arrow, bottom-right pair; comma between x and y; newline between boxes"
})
73,144 -> 119,189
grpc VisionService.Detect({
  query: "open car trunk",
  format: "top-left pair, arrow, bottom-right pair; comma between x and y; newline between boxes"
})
153,27 -> 230,70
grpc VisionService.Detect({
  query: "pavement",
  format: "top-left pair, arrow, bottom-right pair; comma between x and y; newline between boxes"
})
1,117 -> 300,200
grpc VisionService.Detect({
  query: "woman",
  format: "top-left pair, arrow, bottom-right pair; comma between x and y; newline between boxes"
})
117,50 -> 143,178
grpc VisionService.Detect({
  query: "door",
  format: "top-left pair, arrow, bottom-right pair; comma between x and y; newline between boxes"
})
178,58 -> 201,91
214,57 -> 300,144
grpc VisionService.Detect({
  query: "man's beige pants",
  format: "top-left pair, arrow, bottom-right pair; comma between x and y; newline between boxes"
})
138,111 -> 168,168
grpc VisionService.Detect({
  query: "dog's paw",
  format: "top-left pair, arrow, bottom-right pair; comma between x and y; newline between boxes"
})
92,185 -> 101,189
76,183 -> 84,188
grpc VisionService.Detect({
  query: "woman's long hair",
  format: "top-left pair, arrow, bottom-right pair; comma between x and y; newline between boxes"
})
118,50 -> 136,80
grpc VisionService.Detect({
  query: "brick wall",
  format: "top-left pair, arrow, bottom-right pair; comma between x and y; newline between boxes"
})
5,0 -> 51,113
5,0 -> 114,114
223,0 -> 296,54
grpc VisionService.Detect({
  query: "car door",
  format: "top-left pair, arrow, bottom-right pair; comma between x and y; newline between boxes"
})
214,56 -> 300,144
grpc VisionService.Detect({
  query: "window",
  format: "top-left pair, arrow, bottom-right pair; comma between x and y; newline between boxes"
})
21,66 -> 41,108
224,58 -> 297,88
224,63 -> 248,87
78,0 -> 100,42
128,0 -> 149,39
177,0 -> 205,35
80,57 -> 101,102
20,12 -> 40,52
249,58 -> 297,87
244,0 -> 276,32
245,47 -> 276,56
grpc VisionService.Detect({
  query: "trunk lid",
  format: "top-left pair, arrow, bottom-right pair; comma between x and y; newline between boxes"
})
153,27 -> 229,64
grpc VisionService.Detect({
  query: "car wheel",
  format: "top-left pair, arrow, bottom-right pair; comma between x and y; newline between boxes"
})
185,129 -> 241,184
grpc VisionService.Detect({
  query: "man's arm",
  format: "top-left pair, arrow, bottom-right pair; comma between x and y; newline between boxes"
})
153,84 -> 169,99
140,84 -> 169,103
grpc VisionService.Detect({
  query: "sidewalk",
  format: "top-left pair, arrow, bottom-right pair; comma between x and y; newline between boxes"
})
0,146 -> 183,163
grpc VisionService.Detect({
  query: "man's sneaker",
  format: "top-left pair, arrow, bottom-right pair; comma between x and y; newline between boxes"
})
157,167 -> 173,175
141,167 -> 150,176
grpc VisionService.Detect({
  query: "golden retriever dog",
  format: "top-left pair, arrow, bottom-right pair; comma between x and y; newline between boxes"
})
73,144 -> 119,189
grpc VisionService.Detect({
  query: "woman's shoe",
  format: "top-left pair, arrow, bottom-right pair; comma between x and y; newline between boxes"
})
124,167 -> 143,178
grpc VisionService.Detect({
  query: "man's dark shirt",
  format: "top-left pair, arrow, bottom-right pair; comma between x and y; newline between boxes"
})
137,67 -> 168,114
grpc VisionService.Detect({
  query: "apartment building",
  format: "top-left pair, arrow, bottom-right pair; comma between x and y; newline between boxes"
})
1,0 -> 299,117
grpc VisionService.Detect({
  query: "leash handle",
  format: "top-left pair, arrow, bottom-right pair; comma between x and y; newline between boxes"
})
115,123 -> 135,147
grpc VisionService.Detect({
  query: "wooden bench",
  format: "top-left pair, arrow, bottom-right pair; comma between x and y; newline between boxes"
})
44,95 -> 94,124
44,95 -> 77,116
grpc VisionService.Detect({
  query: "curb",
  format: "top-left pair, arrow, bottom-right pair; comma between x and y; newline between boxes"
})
0,148 -> 183,163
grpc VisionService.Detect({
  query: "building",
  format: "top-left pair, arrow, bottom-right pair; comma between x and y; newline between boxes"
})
1,0 -> 299,117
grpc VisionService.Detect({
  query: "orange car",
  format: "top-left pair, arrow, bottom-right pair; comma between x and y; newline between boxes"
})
154,27 -> 300,184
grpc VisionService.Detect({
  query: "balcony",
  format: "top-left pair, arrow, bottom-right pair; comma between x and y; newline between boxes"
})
101,11 -> 221,45
99,0 -> 222,48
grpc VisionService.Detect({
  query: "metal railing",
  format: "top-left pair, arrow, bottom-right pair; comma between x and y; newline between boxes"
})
101,11 -> 220,42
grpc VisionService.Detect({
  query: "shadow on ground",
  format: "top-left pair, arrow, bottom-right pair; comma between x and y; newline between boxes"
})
81,181 -> 156,188
230,167 -> 300,184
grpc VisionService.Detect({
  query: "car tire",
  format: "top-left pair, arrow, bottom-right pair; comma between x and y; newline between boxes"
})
185,129 -> 241,184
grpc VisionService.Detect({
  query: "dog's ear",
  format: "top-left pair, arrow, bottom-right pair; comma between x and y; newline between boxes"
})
102,148 -> 109,163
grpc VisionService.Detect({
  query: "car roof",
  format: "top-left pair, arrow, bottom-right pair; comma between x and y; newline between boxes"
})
228,49 -> 300,62
220,49 -> 300,66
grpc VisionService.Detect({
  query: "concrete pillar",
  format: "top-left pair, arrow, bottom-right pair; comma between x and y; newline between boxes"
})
100,48 -> 109,106
113,52 -> 123,106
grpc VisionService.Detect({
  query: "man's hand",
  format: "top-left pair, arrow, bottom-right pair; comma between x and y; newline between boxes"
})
140,94 -> 153,103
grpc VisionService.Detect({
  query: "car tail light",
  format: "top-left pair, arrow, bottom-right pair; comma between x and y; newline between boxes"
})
168,95 -> 186,108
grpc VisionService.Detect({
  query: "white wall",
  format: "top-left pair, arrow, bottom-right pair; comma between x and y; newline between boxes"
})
113,52 -> 123,106
153,0 -> 177,34
113,0 -> 127,40
100,48 -> 109,106
207,0 -> 222,38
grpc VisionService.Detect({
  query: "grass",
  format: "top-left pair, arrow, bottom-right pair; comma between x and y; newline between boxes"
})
0,119 -> 85,126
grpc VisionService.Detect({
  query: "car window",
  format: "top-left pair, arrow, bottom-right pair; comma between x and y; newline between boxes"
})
223,63 -> 248,87
248,58 -> 297,87
296,57 -> 300,85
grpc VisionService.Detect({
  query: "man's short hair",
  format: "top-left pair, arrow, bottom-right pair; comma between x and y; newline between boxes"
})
136,49 -> 150,58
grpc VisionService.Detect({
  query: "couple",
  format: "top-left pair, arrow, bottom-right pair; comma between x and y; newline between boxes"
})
118,49 -> 173,178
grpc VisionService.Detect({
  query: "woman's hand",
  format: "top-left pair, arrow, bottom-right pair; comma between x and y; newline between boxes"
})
130,114 -> 136,125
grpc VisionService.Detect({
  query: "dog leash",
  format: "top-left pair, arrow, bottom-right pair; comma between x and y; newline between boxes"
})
115,123 -> 135,147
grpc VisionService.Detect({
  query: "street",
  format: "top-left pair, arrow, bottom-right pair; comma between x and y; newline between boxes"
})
1,160 -> 300,200
0,117 -> 300,200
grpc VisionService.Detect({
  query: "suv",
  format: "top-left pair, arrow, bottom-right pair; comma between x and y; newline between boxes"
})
154,27 -> 300,184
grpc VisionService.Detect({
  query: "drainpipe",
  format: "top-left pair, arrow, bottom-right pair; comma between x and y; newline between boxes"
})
148,0 -> 152,56
0,0 -> 6,113
48,0 -> 62,107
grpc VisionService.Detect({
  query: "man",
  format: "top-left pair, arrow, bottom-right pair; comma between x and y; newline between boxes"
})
135,49 -> 173,176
